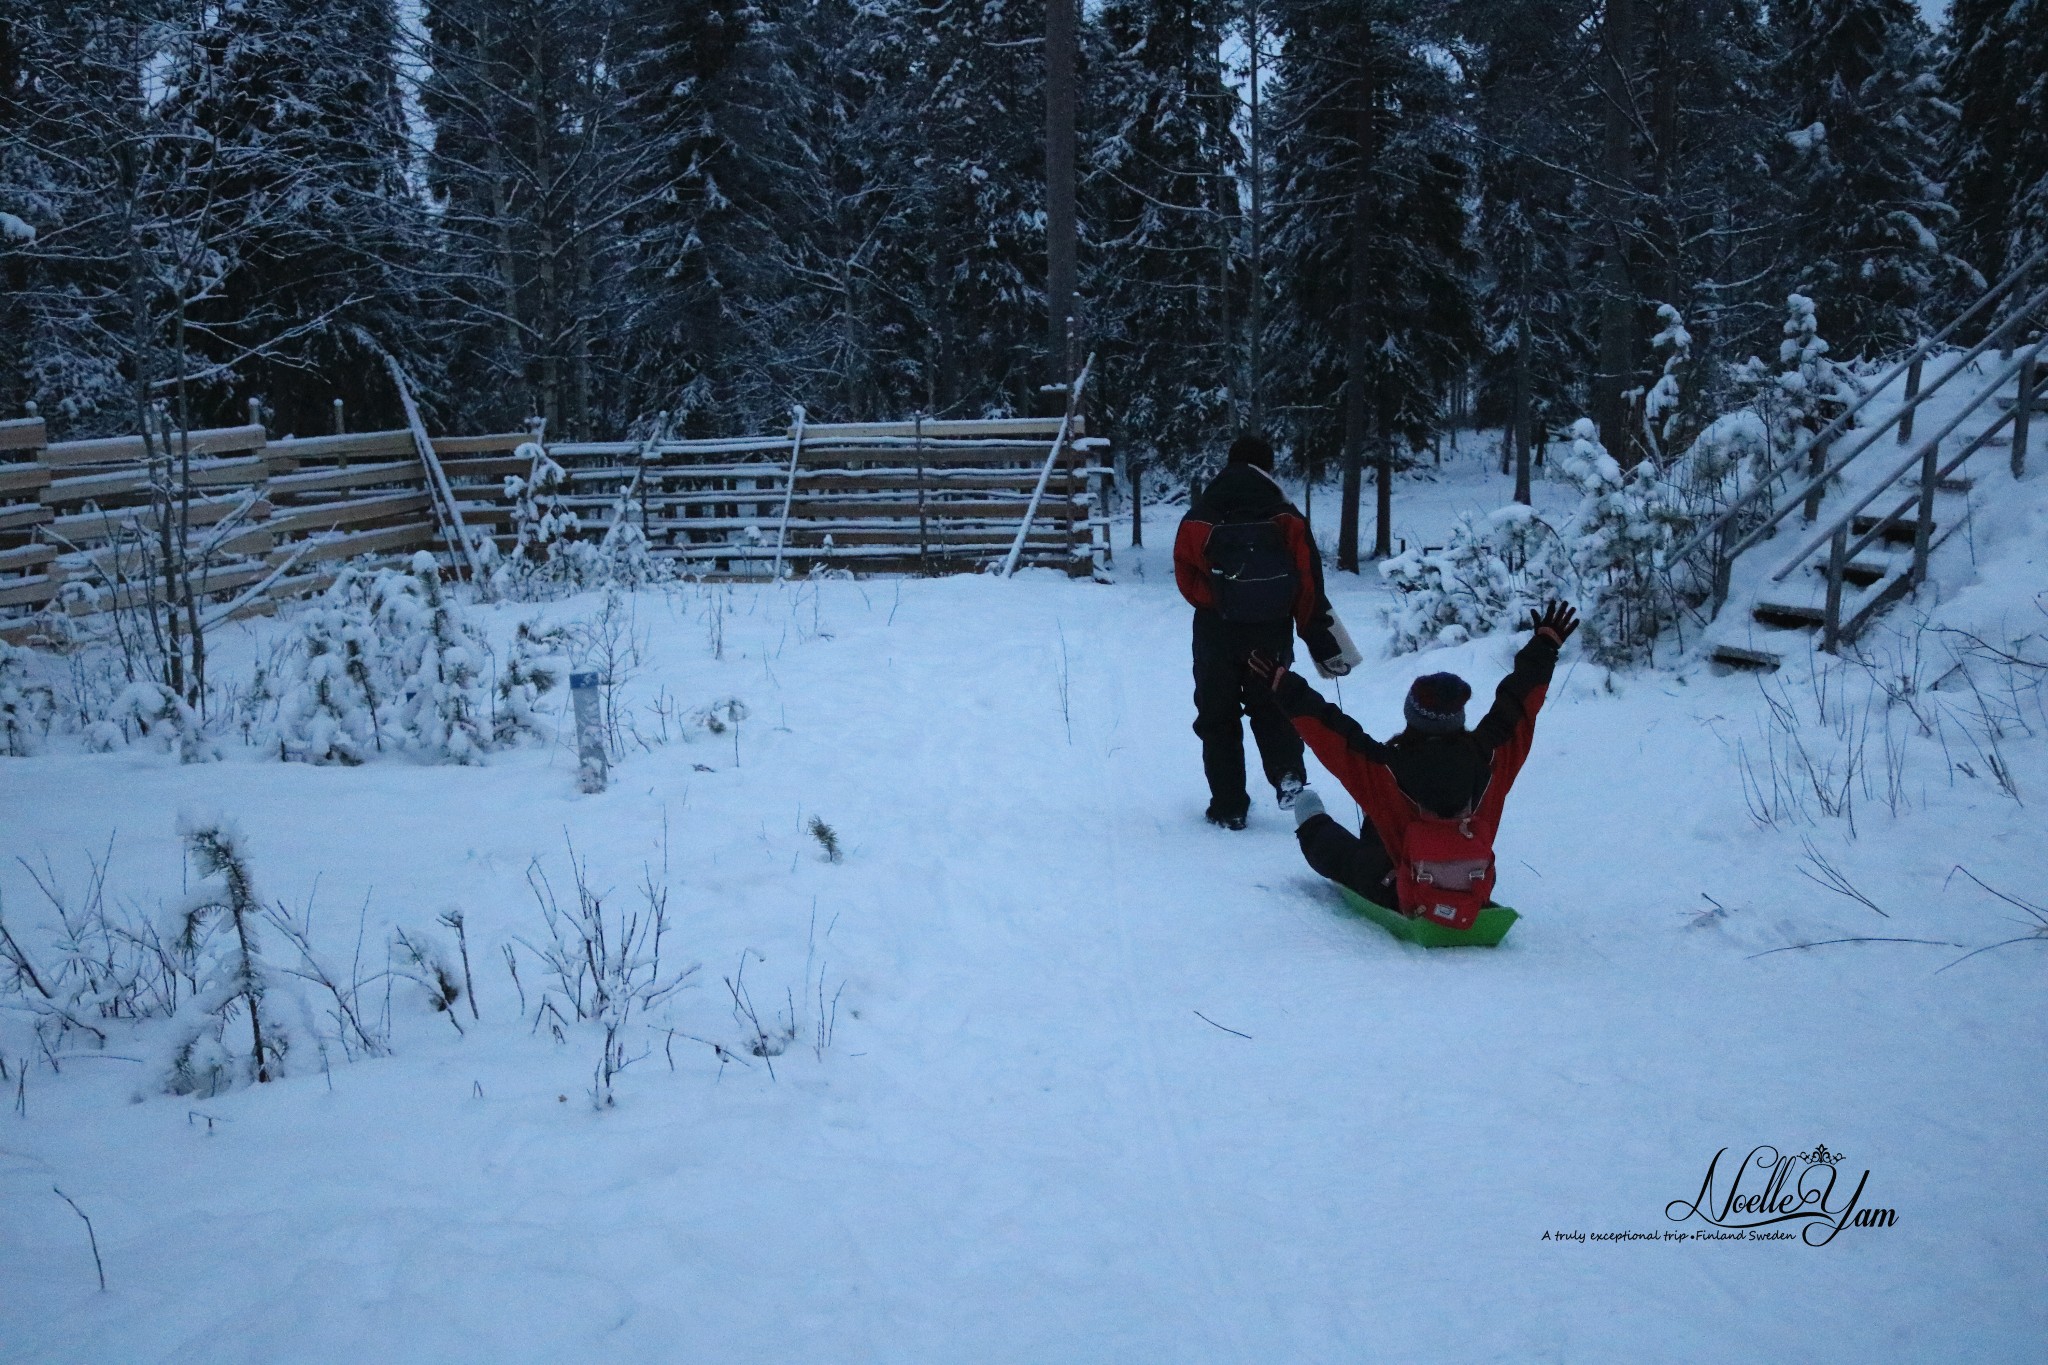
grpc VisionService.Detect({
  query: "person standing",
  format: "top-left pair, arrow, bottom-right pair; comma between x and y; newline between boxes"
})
1174,434 -> 1360,829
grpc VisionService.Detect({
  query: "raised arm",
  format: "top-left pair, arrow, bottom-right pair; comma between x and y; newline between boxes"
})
1470,601 -> 1577,765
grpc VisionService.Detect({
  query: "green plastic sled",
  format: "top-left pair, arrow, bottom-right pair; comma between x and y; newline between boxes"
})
1338,886 -> 1520,948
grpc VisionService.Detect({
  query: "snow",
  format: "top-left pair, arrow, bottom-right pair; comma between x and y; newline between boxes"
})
0,211 -> 34,243
2,441 -> 2044,1361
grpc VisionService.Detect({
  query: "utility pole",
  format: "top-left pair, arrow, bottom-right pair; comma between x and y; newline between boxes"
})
1046,0 -> 1079,384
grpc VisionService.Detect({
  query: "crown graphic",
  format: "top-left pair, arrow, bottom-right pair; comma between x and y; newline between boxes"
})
1796,1144 -> 1841,1165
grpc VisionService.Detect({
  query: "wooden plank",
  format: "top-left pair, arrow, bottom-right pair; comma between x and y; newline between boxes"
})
282,521 -> 439,567
265,460 -> 425,499
43,454 -> 271,506
0,418 -> 46,452
437,454 -> 529,482
263,489 -> 430,538
800,417 -> 1079,440
45,491 -> 265,540
565,464 -> 1106,489
0,464 -> 52,497
432,432 -> 530,455
0,573 -> 62,608
783,444 -> 1081,466
0,544 -> 57,573
771,498 -> 1086,520
42,423 -> 267,468
266,429 -> 417,463
0,503 -> 53,533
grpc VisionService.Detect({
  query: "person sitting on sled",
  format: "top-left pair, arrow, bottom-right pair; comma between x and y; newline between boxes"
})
1246,601 -> 1578,928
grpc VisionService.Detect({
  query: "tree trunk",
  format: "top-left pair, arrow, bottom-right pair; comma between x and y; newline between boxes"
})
1246,0 -> 1265,432
1596,0 -> 1639,466
1373,379 -> 1394,559
1514,307 -> 1534,505
1338,54 -> 1377,572
1046,0 -> 1078,374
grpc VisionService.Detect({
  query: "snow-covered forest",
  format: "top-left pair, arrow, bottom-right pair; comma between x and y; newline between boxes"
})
3,0 -> 2047,1359
5,2 -> 2039,492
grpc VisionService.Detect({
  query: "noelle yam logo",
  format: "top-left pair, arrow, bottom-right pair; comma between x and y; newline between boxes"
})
1665,1145 -> 1897,1246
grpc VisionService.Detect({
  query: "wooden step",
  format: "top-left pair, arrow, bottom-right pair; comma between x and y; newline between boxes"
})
1752,601 -> 1825,630
1851,514 -> 1929,546
1811,558 -> 1891,588
1938,475 -> 1973,493
1710,645 -> 1782,672
1995,394 -> 2048,413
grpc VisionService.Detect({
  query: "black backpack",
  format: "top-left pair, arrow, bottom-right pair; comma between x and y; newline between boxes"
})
1206,519 -> 1298,623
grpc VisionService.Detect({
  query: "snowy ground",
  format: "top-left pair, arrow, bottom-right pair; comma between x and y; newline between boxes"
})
3,437 -> 2044,1362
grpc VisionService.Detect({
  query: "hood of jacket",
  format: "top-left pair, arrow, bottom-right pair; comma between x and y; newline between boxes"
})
1191,462 -> 1294,524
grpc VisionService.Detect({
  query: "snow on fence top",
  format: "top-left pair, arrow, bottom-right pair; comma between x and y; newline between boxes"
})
0,413 -> 1112,643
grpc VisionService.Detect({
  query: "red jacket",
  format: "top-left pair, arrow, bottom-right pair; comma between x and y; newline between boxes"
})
1276,635 -> 1558,909
1173,462 -> 1337,654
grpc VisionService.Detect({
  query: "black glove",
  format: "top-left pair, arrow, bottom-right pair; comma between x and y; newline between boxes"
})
1246,651 -> 1290,691
1528,600 -> 1579,645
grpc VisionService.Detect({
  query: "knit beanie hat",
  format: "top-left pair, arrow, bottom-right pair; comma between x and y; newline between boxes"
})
1227,433 -> 1274,471
1404,672 -> 1472,733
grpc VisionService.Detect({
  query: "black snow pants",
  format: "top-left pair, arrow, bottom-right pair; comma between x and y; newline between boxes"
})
1191,610 -> 1305,820
1296,812 -> 1398,908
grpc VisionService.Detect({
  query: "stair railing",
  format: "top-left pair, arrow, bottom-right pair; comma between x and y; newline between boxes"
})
1673,244 -> 2048,614
1779,329 -> 2048,651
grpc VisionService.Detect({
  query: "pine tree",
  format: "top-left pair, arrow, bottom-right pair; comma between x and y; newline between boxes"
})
1266,0 -> 1479,566
173,0 -> 424,435
1082,0 -> 1239,476
1946,0 -> 2048,295
1772,0 -> 1966,356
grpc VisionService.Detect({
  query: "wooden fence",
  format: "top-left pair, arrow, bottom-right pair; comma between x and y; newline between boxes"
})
0,413 -> 1110,643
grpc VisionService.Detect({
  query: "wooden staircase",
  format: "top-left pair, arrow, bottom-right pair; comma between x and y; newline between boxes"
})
1674,249 -> 2048,674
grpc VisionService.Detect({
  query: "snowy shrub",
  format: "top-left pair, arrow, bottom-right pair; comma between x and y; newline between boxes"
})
85,681 -> 218,763
1,639 -> 56,756
494,443 -> 670,600
494,442 -> 580,599
513,838 -> 697,1108
390,924 -> 465,1024
1383,423 -> 1685,665
1380,506 -> 1571,653
1640,304 -> 1692,463
373,553 -> 492,764
158,816 -> 297,1093
1555,420 -> 1689,666
274,572 -> 383,764
0,822 -> 394,1093
494,620 -> 569,746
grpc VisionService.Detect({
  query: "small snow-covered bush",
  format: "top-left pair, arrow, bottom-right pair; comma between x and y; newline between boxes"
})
1556,420 -> 1689,666
1381,505 -> 1571,652
270,558 -> 492,765
159,815 -> 295,1093
513,838 -> 697,1108
1,639 -> 56,755
1383,423 -> 1685,665
274,571 -> 383,764
85,681 -> 218,763
372,554 -> 492,764
494,620 -> 569,746
494,443 -> 672,600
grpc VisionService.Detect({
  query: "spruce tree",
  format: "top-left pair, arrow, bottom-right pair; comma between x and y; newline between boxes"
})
1083,0 -> 1239,475
1946,0 -> 2048,296
1772,0 -> 1965,356
1265,0 -> 1479,566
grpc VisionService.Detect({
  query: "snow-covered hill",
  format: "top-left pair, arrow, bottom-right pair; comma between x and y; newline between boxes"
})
2,439 -> 2042,1362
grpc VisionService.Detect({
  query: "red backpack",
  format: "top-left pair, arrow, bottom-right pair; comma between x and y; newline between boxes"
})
1393,805 -> 1496,930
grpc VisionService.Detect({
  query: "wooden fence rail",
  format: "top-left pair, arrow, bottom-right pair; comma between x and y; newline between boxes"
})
0,413 -> 1109,643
